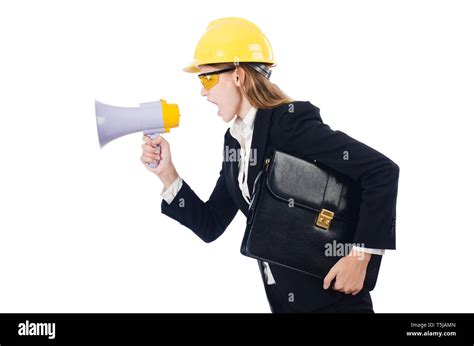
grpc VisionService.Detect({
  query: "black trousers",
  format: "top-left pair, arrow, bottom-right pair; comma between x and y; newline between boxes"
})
266,286 -> 374,313
259,261 -> 374,313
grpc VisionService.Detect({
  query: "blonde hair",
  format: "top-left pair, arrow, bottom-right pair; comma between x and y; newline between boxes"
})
204,63 -> 293,109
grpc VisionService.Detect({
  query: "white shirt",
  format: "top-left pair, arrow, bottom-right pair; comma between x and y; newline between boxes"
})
229,106 -> 258,205
160,107 -> 384,285
228,107 -> 276,285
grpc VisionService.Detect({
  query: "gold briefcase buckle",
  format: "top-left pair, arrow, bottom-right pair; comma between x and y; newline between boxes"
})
315,209 -> 334,230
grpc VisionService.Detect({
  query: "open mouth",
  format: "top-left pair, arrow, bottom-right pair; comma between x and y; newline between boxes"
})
208,99 -> 221,115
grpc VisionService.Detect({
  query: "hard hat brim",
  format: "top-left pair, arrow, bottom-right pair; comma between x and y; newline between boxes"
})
183,63 -> 200,73
183,61 -> 277,74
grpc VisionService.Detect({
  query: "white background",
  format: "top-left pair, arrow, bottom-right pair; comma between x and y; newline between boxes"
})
0,0 -> 473,313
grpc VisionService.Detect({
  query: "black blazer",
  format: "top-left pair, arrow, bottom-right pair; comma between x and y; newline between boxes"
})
161,101 -> 399,311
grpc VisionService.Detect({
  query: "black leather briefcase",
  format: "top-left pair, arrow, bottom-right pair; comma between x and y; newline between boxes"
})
240,149 -> 380,291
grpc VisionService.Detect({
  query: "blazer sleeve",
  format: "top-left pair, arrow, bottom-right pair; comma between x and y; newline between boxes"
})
160,161 -> 239,243
271,103 -> 399,249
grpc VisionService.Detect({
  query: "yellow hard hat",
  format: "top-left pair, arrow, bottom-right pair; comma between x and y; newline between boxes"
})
183,17 -> 276,74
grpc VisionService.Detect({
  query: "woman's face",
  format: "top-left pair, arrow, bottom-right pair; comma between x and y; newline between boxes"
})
198,65 -> 243,123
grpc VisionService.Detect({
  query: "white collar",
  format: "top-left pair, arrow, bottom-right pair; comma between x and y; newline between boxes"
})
229,106 -> 258,139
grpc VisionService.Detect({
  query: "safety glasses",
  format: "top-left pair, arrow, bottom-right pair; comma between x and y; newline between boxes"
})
198,67 -> 236,91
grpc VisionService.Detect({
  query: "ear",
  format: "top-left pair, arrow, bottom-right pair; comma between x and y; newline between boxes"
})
233,67 -> 245,87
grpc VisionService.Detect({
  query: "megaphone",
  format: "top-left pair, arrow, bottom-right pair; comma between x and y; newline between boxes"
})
95,99 -> 180,168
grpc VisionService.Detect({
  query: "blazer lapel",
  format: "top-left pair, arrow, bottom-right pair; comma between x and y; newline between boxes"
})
225,133 -> 248,211
246,108 -> 273,198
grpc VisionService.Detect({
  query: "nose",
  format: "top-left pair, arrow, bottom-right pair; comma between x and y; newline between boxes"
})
201,86 -> 208,96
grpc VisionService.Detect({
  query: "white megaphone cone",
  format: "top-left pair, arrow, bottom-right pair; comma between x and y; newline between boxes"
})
95,99 -> 180,168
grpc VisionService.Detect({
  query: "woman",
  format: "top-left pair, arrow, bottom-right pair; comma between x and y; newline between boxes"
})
140,17 -> 399,313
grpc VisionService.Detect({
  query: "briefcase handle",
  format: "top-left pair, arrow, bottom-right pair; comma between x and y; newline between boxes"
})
247,160 -> 269,225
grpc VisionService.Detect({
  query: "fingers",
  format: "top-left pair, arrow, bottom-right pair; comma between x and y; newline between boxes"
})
141,135 -> 171,173
142,134 -> 166,146
323,267 -> 337,290
141,155 -> 159,164
351,282 -> 364,295
141,149 -> 160,161
333,282 -> 354,294
142,135 -> 152,145
323,267 -> 361,294
331,275 -> 360,295
334,278 -> 363,295
142,135 -> 168,158
141,143 -> 160,155
141,136 -> 163,163
152,135 -> 164,146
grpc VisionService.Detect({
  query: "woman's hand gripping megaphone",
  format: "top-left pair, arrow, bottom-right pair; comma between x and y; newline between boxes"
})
141,134 -> 179,189
142,132 -> 162,168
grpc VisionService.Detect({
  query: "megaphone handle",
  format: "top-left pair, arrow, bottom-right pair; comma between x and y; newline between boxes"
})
146,133 -> 161,169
